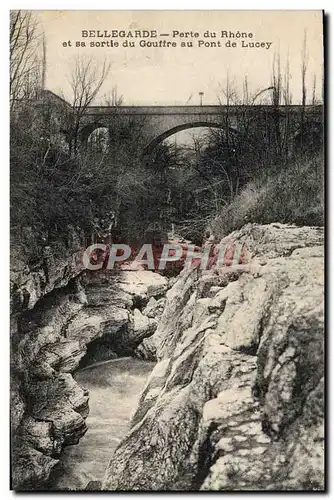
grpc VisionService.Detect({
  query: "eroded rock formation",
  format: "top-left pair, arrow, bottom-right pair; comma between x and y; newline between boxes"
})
10,230 -> 167,490
102,224 -> 324,491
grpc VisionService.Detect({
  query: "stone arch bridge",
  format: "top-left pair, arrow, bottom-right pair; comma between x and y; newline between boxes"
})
79,104 -> 323,158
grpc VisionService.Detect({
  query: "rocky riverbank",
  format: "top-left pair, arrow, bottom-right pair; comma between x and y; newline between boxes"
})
49,357 -> 154,491
102,223 -> 324,491
10,228 -> 168,490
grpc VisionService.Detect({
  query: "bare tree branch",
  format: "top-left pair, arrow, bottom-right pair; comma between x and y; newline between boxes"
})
10,10 -> 42,107
66,55 -> 111,154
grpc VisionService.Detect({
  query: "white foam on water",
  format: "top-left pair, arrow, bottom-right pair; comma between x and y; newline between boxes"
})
51,357 -> 154,491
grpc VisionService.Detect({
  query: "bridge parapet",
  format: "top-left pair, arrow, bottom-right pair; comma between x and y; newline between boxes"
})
74,103 -> 323,156
83,104 -> 323,117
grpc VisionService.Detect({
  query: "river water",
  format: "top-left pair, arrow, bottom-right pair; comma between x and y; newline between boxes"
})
50,357 -> 154,491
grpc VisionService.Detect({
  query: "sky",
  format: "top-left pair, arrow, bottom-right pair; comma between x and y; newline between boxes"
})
36,10 -> 324,107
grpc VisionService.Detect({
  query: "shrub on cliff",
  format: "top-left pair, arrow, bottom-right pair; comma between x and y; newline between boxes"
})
210,154 -> 324,239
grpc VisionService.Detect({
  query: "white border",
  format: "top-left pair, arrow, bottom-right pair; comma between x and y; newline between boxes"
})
1,2 -> 331,499
1,1 -> 332,9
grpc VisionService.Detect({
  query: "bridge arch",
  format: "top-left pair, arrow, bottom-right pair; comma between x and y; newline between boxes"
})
142,121 -> 238,158
79,122 -> 109,144
87,126 -> 110,152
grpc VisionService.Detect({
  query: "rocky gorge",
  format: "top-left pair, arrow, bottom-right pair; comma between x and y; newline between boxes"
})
10,223 -> 324,491
10,227 -> 168,490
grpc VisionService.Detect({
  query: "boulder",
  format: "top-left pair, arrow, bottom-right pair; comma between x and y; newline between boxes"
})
116,270 -> 168,301
142,296 -> 166,319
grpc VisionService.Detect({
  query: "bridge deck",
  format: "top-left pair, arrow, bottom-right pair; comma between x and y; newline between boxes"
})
84,104 -> 323,116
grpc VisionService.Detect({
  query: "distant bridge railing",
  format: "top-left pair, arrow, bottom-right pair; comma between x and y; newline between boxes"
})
83,104 -> 323,117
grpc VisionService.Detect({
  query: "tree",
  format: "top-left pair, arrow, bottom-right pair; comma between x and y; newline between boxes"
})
66,56 -> 111,154
299,30 -> 309,149
10,10 -> 42,108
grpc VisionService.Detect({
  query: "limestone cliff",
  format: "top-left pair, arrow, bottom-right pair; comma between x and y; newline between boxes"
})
102,224 -> 324,491
10,228 -> 167,490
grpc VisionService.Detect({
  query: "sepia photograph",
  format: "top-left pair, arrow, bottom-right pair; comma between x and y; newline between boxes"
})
9,9 -> 324,491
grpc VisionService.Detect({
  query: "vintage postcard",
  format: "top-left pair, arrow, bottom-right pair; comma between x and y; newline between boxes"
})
10,10 -> 324,491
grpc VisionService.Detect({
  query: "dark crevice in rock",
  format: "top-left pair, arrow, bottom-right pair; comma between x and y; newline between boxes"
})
131,294 -> 148,311
18,277 -> 81,335
237,341 -> 259,356
192,421 -> 219,490
78,341 -> 117,369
